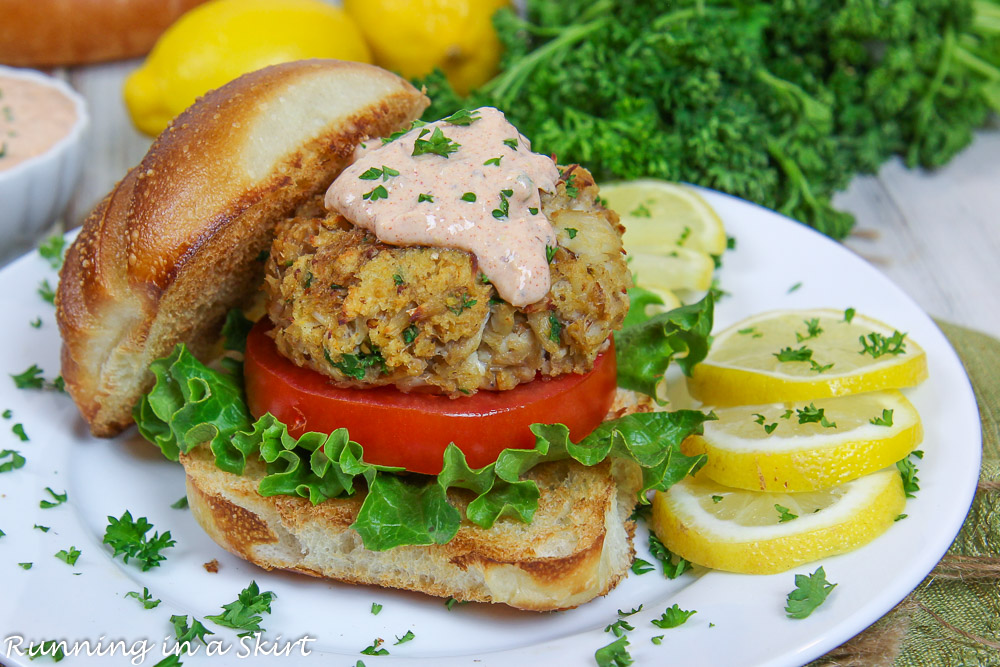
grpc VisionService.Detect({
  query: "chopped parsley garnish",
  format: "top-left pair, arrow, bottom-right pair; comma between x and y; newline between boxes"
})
809,360 -> 834,373
677,226 -> 691,246
38,235 -> 67,270
325,348 -> 387,379
418,193 -> 434,203
870,409 -> 894,427
26,640 -> 65,662
206,581 -> 276,637
483,156 -> 503,166
649,533 -> 690,579
103,511 -> 175,571
55,546 -> 81,565
630,203 -> 651,217
34,525 -> 49,532
594,636 -> 631,667
170,614 -> 214,652
381,119 -> 426,145
412,127 -> 461,158
528,207 -> 539,215
444,597 -> 468,610
361,639 -> 388,656
127,587 -> 161,609
393,273 -> 404,286
618,605 -> 643,617
12,423 -> 28,441
787,281 -> 803,293
774,346 -> 813,363
11,364 -> 45,389
563,172 -> 579,198
447,294 -> 477,315
752,414 -> 778,434
548,314 -> 562,342
304,271 -> 314,289
630,558 -> 654,575
171,496 -> 189,509
651,604 -> 696,629
460,192 -> 477,202
775,504 -> 798,522
738,327 -> 763,338
362,184 -> 389,201
711,495 -> 724,503
651,636 -> 664,645
359,165 -> 399,181
785,566 -> 836,619
844,307 -> 856,323
394,630 -> 415,645
896,451 -> 922,498
403,325 -> 419,344
503,138 -> 518,149
38,279 -> 55,305
442,109 -> 480,126
796,404 -> 837,428
18,562 -> 32,570
859,330 -> 907,358
565,227 -> 578,239
546,245 -> 558,263
370,603 -> 382,615
2,410 -> 10,419
40,487 -> 67,509
796,318 -> 823,342
492,189 -> 512,219
895,513 -> 908,521
0,449 -> 25,473
605,618 -> 634,637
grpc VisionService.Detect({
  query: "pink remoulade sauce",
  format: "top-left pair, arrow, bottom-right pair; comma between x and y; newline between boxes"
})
0,75 -> 78,172
324,107 -> 559,307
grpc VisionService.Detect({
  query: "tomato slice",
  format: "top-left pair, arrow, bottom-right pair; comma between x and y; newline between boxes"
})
244,321 -> 617,475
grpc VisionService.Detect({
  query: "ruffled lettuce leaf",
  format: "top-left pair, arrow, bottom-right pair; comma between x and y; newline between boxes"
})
614,292 -> 714,400
134,319 -> 714,551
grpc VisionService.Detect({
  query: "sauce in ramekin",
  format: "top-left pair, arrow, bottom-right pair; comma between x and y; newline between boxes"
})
0,75 -> 78,172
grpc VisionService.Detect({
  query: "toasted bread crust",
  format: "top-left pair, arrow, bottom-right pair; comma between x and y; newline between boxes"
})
182,445 -> 641,611
56,60 -> 429,436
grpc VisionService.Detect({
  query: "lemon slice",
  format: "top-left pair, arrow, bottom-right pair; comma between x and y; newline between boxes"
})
687,309 -> 928,406
651,469 -> 906,574
601,180 -> 727,255
629,249 -> 715,293
684,390 -> 922,492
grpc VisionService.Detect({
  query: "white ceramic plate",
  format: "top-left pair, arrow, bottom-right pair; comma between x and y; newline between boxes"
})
0,191 -> 981,667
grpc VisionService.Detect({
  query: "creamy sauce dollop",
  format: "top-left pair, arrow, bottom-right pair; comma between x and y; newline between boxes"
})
0,76 -> 77,172
324,107 -> 559,307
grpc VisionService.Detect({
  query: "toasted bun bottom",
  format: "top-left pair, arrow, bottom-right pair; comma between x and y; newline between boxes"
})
182,445 -> 641,611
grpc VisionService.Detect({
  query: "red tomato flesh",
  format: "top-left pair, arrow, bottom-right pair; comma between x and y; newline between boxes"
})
244,321 -> 617,475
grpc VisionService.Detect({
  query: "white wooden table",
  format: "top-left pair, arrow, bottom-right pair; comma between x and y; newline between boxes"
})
54,61 -> 1000,341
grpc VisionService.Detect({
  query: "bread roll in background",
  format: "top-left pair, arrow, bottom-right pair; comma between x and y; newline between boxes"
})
56,59 -> 430,436
0,0 -> 208,66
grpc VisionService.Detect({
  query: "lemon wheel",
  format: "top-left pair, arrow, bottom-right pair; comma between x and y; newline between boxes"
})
683,390 -> 923,492
687,309 -> 928,405
652,469 -> 906,574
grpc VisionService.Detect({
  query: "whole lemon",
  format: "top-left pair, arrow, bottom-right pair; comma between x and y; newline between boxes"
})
344,0 -> 508,96
125,0 -> 372,136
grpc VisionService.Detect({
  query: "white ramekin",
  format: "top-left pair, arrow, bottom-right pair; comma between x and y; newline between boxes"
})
0,65 -> 89,265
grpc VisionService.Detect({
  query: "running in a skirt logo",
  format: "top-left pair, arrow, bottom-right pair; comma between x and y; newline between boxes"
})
3,633 -> 316,663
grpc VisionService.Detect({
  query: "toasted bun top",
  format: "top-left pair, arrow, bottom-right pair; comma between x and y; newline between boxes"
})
56,59 -> 429,436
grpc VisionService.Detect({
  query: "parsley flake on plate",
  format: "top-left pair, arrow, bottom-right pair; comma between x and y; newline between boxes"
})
785,566 -> 837,619
54,546 -> 81,565
103,511 -> 175,571
205,580 -> 276,637
393,630 -> 415,645
594,636 -> 631,667
0,449 -> 25,473
652,604 -> 697,629
126,587 -> 161,610
39,487 -> 67,509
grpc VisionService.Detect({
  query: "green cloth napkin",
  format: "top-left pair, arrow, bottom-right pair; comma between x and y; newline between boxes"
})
812,322 -> 1000,666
